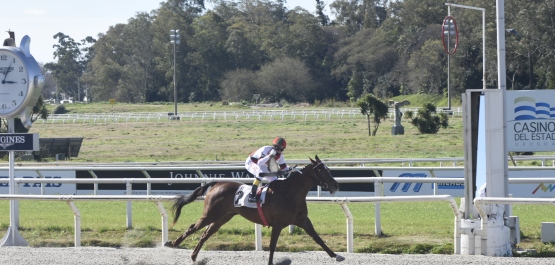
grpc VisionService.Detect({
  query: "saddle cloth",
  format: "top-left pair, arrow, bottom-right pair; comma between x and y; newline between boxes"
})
234,184 -> 269,208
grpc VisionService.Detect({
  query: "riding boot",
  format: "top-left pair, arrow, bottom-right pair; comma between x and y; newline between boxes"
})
248,184 -> 259,202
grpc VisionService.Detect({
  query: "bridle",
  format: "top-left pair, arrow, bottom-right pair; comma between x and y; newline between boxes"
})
297,162 -> 331,189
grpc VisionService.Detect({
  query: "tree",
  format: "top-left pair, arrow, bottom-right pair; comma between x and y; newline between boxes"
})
333,28 -> 398,98
315,0 -> 330,26
330,0 -> 364,35
86,24 -> 127,101
410,103 -> 449,134
219,69 -> 257,102
188,11 -> 231,101
45,33 -> 95,102
346,67 -> 364,101
407,38 -> 446,94
356,94 -> 389,136
256,57 -> 316,103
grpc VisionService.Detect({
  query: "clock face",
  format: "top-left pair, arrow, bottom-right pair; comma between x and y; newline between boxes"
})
0,50 -> 29,116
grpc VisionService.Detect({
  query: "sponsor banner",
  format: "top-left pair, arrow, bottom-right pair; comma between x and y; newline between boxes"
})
382,170 -> 464,197
0,168 -> 549,198
75,169 -> 379,195
0,133 -> 39,151
76,169 -> 252,195
382,169 -> 555,198
508,170 -> 555,198
0,170 -> 76,195
506,90 -> 555,152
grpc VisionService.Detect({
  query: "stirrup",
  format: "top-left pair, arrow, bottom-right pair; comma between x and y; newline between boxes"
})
247,195 -> 259,203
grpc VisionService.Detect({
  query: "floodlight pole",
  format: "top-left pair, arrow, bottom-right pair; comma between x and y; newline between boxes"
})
444,3 -> 486,90
170,30 -> 181,117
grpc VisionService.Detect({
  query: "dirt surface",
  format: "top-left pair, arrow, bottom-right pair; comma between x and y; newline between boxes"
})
0,247 -> 554,265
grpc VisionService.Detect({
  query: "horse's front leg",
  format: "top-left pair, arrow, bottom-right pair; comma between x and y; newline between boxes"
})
268,226 -> 284,265
296,217 -> 345,262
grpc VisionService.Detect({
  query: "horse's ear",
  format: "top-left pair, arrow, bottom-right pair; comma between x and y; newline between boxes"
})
315,155 -> 321,162
309,157 -> 315,164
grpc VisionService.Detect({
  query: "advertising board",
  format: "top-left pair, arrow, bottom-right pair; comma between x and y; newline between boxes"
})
0,170 -> 75,195
0,168 -> 553,198
506,90 -> 555,152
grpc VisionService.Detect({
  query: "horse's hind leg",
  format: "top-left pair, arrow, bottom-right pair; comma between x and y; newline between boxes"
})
165,215 -> 215,248
164,223 -> 200,248
191,213 -> 235,262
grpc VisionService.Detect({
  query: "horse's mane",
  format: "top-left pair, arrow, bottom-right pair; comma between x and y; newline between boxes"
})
279,164 -> 311,183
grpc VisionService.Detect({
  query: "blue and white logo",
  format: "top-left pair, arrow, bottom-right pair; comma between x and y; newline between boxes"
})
390,173 -> 427,193
513,96 -> 555,121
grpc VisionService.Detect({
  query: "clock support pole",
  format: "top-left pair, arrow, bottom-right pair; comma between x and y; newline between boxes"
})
0,117 -> 28,246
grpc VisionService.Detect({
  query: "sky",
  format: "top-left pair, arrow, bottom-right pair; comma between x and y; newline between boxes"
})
2,0 -> 329,65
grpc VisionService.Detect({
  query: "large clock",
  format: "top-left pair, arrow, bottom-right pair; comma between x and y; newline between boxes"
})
0,35 -> 44,127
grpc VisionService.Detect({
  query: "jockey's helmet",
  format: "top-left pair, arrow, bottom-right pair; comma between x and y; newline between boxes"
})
273,137 -> 286,151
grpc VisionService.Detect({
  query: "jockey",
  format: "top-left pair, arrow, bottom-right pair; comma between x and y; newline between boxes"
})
245,137 -> 290,202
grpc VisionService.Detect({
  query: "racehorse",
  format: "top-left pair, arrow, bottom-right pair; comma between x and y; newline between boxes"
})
164,155 -> 345,265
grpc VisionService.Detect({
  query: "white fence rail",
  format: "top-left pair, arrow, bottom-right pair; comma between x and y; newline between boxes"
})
42,110 -> 363,124
0,194 -> 175,247
40,107 -> 463,124
7,155 -> 555,168
0,192 -> 460,253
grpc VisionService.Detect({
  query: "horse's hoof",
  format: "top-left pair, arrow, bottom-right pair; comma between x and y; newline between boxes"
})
163,241 -> 174,248
335,254 -> 345,262
191,254 -> 197,262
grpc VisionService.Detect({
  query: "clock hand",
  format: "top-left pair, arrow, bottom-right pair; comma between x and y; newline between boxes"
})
2,62 -> 13,83
2,80 -> 16,84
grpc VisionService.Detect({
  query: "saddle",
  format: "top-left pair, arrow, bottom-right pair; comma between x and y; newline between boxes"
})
234,184 -> 269,208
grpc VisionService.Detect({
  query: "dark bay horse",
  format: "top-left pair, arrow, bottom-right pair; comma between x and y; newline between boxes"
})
164,155 -> 345,265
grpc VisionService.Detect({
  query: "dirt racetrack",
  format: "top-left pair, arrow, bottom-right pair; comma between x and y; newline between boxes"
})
0,247 -> 555,265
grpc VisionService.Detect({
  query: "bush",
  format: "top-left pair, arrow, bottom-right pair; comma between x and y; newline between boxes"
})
53,104 -> 67,114
410,103 -> 449,134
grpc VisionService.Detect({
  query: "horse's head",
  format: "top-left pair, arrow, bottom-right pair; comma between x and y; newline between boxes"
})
307,155 -> 340,194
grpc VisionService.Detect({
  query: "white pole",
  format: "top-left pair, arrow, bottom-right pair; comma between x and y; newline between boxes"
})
482,9 -> 486,89
496,1 -> 507,91
496,0 -> 510,215
173,38 -> 177,116
447,6 -> 451,109
0,118 -> 28,246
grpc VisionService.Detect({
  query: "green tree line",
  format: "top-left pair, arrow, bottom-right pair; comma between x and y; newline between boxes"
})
41,0 -> 555,105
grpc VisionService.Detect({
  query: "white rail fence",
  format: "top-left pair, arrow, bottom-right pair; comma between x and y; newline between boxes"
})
2,176 -> 554,252
40,107 -> 463,124
42,110 -> 363,124
0,194 -> 174,247
7,155 -> 555,168
0,177 -> 461,251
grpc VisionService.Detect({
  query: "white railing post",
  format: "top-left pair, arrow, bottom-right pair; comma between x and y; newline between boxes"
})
255,223 -> 263,251
154,201 -> 168,243
339,203 -> 353,253
126,180 -> 133,228
375,179 -> 382,236
67,200 -> 81,247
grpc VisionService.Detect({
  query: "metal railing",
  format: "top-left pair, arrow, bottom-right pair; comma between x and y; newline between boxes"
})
5,154 -> 555,168
40,107 -> 463,124
0,175 -> 462,252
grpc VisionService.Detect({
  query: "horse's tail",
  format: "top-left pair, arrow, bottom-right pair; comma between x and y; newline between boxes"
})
170,182 -> 218,227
